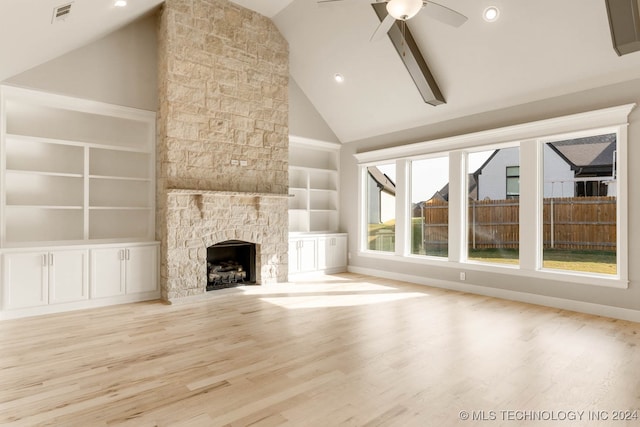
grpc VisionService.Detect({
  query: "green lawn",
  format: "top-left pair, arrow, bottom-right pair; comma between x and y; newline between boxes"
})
468,248 -> 616,275
375,222 -> 617,275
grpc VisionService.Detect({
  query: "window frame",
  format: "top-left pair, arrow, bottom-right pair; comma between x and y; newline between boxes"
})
359,161 -> 398,256
407,153 -> 451,260
505,165 -> 520,199
537,128 -> 624,277
354,104 -> 633,288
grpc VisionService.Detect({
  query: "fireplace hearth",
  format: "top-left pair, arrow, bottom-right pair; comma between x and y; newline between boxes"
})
207,240 -> 256,291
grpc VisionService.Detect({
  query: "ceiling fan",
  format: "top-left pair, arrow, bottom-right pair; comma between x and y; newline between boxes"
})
318,0 -> 468,41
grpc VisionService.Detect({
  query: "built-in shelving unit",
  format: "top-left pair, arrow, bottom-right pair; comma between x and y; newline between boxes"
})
288,137 -> 340,233
0,86 -> 155,247
0,86 -> 159,318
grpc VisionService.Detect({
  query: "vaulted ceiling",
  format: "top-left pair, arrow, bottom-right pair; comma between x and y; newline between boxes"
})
3,0 -> 640,143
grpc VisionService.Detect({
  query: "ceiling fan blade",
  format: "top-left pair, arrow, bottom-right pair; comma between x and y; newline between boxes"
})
370,13 -> 396,42
423,1 -> 468,27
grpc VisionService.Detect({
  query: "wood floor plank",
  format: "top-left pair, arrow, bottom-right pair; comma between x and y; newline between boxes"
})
1,273 -> 639,426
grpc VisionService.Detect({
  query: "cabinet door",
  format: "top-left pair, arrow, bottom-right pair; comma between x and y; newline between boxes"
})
125,245 -> 158,294
91,248 -> 125,298
288,240 -> 300,274
49,250 -> 89,304
298,238 -> 317,273
317,237 -> 329,270
2,252 -> 48,309
329,235 -> 347,269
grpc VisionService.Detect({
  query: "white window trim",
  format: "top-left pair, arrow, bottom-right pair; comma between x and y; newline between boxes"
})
355,104 -> 635,289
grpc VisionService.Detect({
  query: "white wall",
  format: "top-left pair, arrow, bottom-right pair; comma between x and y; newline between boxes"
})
340,76 -> 640,314
4,13 -> 158,111
289,78 -> 340,143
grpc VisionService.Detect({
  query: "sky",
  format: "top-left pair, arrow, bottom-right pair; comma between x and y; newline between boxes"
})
376,151 -> 493,203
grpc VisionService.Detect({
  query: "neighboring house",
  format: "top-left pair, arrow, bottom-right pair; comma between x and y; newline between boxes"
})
474,134 -> 616,200
367,166 -> 396,224
412,176 -> 477,217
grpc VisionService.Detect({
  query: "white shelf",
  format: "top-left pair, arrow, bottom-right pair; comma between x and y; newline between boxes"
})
89,148 -> 151,179
89,175 -> 151,182
1,86 -> 155,247
4,95 -> 153,150
290,165 -> 338,173
5,136 -> 84,175
89,210 -> 151,240
6,205 -> 83,210
6,169 -> 83,178
89,207 -> 152,211
288,139 -> 340,233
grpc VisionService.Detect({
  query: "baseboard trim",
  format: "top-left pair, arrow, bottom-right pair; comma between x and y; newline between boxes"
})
348,266 -> 640,323
0,291 -> 161,320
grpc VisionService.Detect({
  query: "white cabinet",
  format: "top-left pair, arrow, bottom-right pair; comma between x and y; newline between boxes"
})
289,237 -> 317,274
125,245 -> 158,294
0,86 -> 159,318
289,233 -> 347,275
317,235 -> 348,272
91,244 -> 158,298
2,249 -> 88,310
289,138 -> 340,233
49,250 -> 89,304
91,248 -> 125,298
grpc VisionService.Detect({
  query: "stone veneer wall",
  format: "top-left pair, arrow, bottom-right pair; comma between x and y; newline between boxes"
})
157,0 -> 289,301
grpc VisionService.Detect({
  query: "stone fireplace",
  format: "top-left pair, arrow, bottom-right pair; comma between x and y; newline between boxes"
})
157,0 -> 289,302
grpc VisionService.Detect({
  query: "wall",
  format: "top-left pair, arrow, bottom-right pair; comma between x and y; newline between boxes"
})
341,77 -> 640,316
289,78 -> 339,143
157,0 -> 290,300
4,13 -> 158,111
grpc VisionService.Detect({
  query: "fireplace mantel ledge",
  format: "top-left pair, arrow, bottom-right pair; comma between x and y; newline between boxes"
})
167,189 -> 293,198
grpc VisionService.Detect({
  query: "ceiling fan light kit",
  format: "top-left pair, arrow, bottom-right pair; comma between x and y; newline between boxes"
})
386,0 -> 423,20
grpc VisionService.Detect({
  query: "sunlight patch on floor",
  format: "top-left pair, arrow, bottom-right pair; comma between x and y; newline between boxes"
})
259,292 -> 427,309
239,281 -> 403,296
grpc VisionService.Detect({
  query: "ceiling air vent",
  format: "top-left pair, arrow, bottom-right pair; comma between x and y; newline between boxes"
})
52,2 -> 73,23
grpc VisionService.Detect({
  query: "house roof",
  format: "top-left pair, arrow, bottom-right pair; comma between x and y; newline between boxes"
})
422,174 -> 477,203
548,134 -> 616,173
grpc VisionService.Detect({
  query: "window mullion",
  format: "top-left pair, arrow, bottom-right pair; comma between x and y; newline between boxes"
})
448,151 -> 464,263
519,140 -> 540,271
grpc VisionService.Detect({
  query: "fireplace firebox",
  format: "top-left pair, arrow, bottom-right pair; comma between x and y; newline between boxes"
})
206,240 -> 256,291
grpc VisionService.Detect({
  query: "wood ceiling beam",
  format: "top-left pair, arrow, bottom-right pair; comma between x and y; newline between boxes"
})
372,3 -> 445,106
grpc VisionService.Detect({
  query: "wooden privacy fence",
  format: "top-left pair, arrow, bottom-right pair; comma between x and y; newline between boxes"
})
415,197 -> 616,251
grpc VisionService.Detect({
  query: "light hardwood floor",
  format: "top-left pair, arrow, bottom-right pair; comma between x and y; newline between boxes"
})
1,273 -> 639,426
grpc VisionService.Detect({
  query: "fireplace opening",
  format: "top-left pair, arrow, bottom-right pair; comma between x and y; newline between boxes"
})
206,240 -> 256,291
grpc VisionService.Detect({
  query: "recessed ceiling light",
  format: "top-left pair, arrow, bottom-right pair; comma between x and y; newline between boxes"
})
114,0 -> 127,7
483,6 -> 500,22
334,73 -> 345,83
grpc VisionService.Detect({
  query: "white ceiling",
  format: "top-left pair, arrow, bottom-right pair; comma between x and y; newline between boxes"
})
3,0 -> 640,144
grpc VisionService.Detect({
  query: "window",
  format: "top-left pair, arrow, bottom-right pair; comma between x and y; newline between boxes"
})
467,147 -> 520,266
506,166 -> 520,199
410,156 -> 449,257
355,104 -> 630,288
366,163 -> 396,252
542,133 -> 617,275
